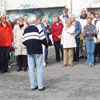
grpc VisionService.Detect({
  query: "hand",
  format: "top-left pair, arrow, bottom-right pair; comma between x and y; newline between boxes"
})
73,34 -> 77,37
57,35 -> 61,39
47,30 -> 50,33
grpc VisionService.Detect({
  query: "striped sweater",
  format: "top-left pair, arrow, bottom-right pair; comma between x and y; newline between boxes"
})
22,24 -> 48,54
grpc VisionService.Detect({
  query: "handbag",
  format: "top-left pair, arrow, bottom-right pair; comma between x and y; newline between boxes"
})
48,37 -> 52,46
80,33 -> 84,41
9,46 -> 15,52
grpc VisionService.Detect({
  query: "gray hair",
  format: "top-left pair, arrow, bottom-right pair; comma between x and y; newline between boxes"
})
28,15 -> 37,24
18,17 -> 24,21
42,16 -> 48,22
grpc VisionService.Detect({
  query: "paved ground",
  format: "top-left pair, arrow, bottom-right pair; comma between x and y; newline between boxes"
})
0,47 -> 100,100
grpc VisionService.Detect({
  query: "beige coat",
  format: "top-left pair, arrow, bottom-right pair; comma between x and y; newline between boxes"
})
13,24 -> 27,56
61,25 -> 76,48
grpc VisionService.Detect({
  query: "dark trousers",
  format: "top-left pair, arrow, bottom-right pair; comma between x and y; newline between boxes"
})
95,43 -> 100,61
0,47 -> 10,72
45,47 -> 48,62
74,38 -> 80,61
17,55 -> 28,70
54,41 -> 63,61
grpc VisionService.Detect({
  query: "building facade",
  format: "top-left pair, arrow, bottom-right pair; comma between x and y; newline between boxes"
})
0,0 -> 100,21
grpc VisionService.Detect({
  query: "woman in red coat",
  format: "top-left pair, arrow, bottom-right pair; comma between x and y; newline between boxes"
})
0,15 -> 13,73
51,15 -> 63,62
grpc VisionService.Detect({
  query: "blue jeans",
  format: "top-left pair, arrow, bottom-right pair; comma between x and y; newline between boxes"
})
0,47 -> 10,72
10,52 -> 15,63
27,54 -> 44,89
85,39 -> 95,64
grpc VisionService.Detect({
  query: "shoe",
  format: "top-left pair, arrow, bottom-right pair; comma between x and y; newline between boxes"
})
32,86 -> 38,90
17,69 -> 22,72
89,64 -> 91,67
80,56 -> 84,59
46,61 -> 48,64
43,63 -> 46,67
91,64 -> 94,67
94,59 -> 96,63
8,66 -> 11,69
62,64 -> 67,67
76,59 -> 79,62
69,64 -> 73,67
23,68 -> 27,72
85,56 -> 87,59
0,71 -> 5,74
38,87 -> 45,91
5,70 -> 10,73
56,60 -> 60,62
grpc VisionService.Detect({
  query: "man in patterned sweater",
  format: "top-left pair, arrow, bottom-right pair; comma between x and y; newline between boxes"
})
22,15 -> 48,91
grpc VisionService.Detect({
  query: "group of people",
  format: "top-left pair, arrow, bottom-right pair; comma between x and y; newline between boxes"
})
52,8 -> 100,67
0,8 -> 100,91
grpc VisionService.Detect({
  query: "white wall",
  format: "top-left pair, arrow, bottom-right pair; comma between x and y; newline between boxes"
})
0,0 -> 100,17
6,0 -> 66,10
0,0 -> 6,15
66,0 -> 100,17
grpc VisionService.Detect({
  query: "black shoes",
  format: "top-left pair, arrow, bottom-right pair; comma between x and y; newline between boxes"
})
0,70 -> 10,74
38,87 -> 45,91
0,71 -> 5,74
80,56 -> 84,59
17,68 -> 28,72
32,86 -> 38,90
31,86 -> 45,91
17,69 -> 22,72
56,60 -> 60,62
23,68 -> 28,72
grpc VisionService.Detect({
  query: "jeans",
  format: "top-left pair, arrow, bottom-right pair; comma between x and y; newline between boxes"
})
74,38 -> 80,61
28,54 -> 44,89
85,39 -> 95,64
10,52 -> 15,63
0,47 -> 10,72
54,41 -> 63,61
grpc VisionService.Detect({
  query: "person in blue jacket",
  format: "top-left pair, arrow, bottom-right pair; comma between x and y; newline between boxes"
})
36,17 -> 49,67
70,15 -> 82,62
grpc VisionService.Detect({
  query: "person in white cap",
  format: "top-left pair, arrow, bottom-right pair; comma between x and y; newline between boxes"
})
60,8 -> 69,26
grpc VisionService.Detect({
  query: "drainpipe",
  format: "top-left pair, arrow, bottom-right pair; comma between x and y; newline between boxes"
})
0,0 -> 6,15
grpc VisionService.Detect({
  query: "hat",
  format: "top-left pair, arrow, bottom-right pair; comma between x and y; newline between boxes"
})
63,8 -> 68,12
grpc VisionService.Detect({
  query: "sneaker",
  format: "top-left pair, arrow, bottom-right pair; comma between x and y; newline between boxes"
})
43,63 -> 46,67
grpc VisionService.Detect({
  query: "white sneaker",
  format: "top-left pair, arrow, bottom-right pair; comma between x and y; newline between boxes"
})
43,63 -> 46,67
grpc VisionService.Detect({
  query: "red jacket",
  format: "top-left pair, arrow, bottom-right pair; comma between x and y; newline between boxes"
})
51,22 -> 63,42
0,23 -> 13,47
